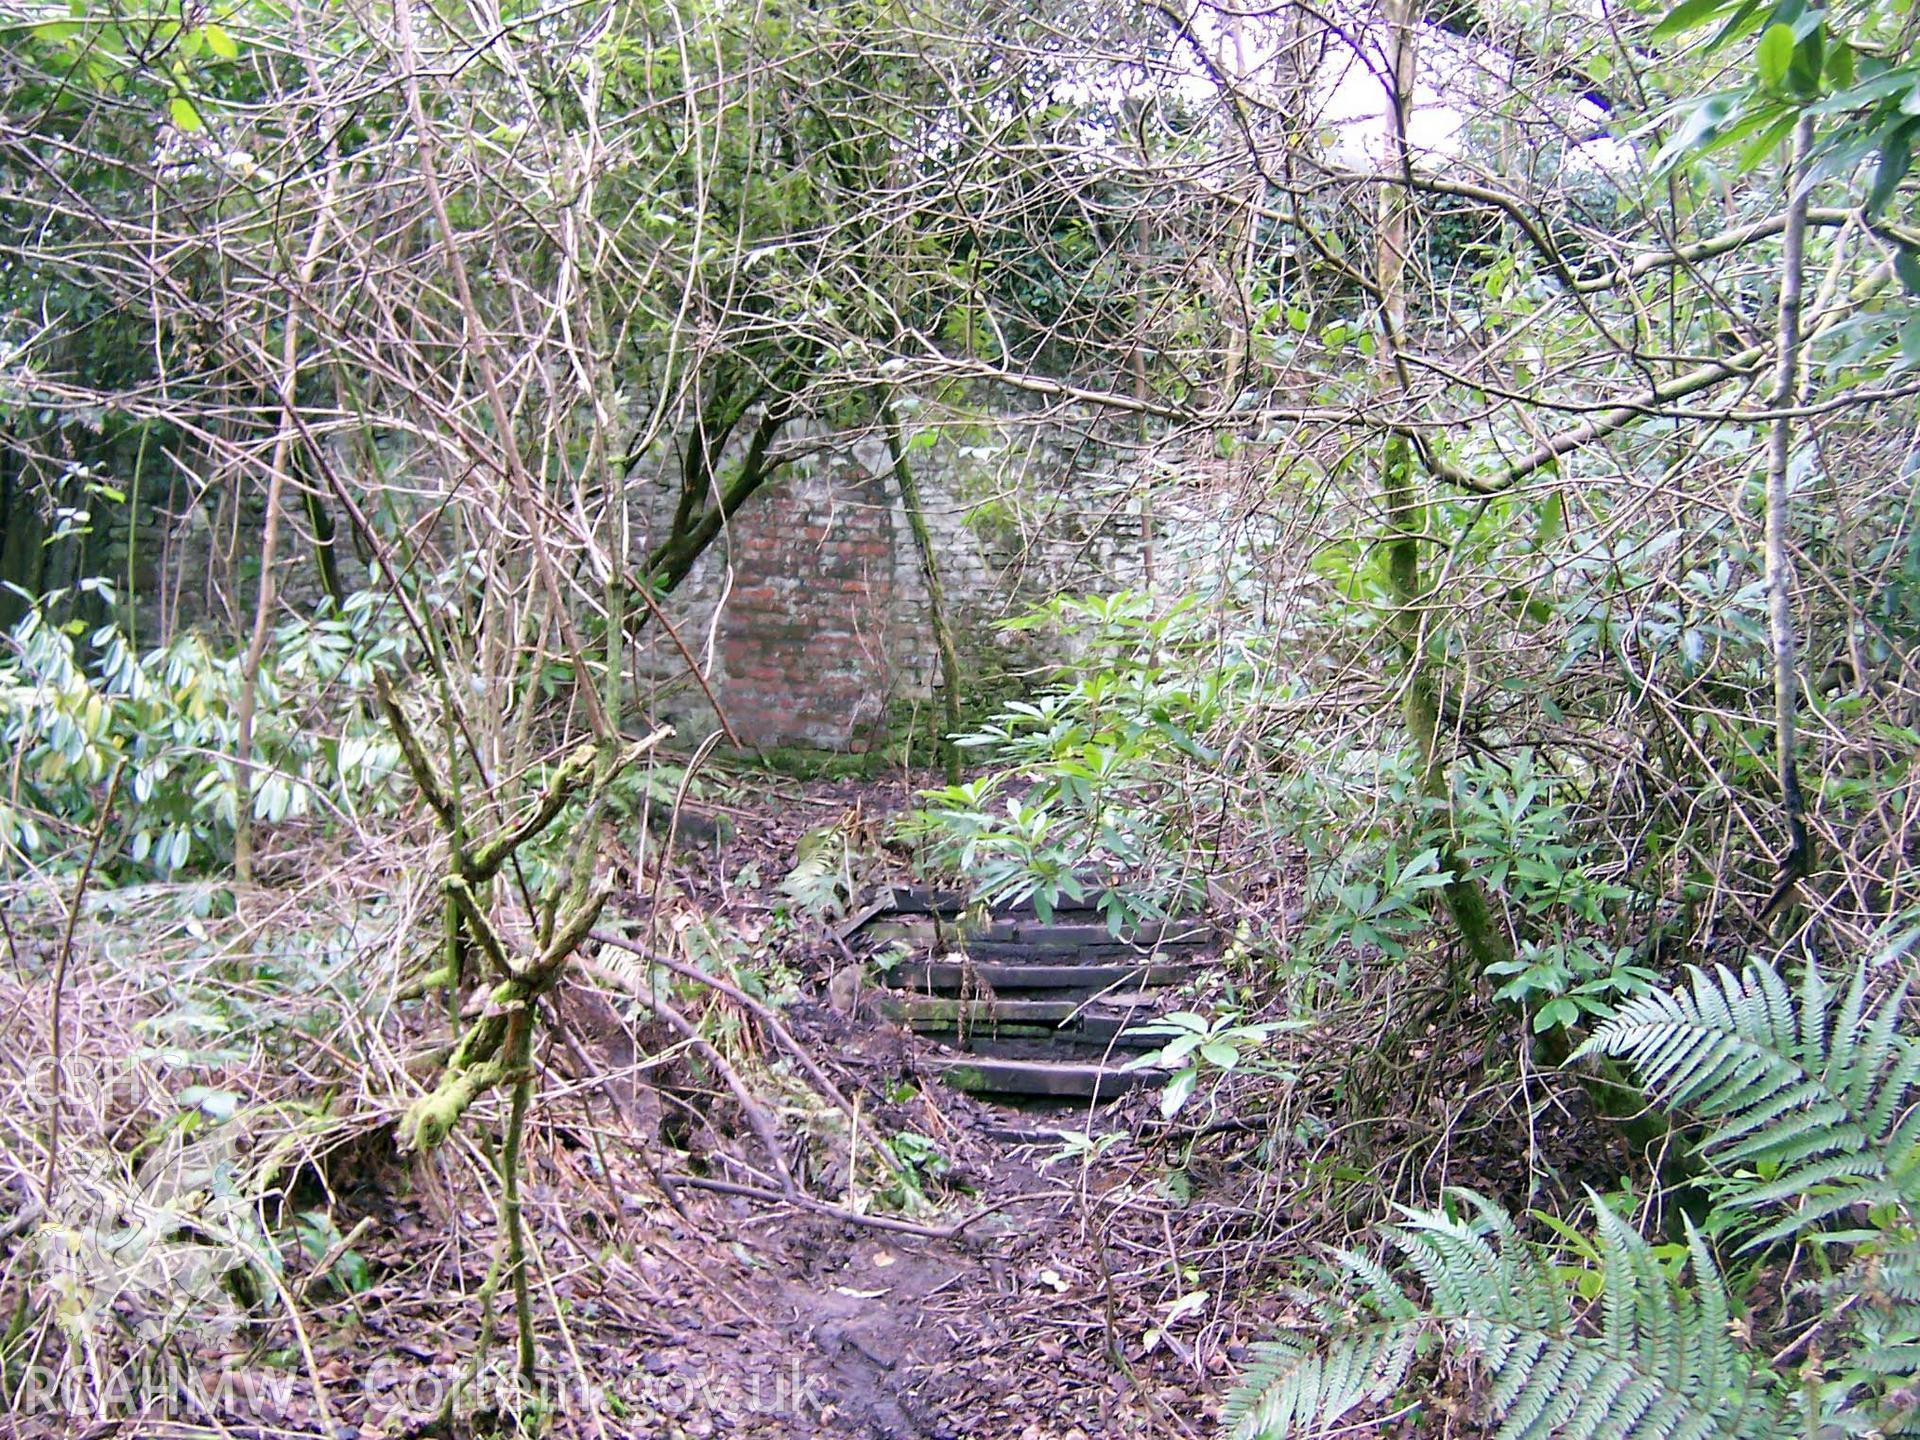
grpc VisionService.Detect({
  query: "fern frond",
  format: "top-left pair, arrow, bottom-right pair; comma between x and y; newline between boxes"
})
1821,1236 -> 1920,1432
1225,1191 -> 1781,1440
1221,1327 -> 1425,1439
1575,955 -> 1920,1243
1231,950 -> 1920,1439
1222,1249 -> 1426,1438
1862,1240 -> 1920,1303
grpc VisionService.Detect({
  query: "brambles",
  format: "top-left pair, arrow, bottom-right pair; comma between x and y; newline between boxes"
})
5,0 -> 1920,1432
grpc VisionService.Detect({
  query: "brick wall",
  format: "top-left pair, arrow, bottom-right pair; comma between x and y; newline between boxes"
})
718,468 -> 902,749
634,406 -> 1158,753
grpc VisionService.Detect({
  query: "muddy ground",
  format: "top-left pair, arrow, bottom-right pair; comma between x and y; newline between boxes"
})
10,771 -> 1608,1440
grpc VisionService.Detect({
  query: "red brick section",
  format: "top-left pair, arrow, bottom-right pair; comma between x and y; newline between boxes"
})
717,472 -> 902,750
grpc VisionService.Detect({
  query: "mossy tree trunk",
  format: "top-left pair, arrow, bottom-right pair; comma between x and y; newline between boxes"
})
1375,0 -> 1512,981
877,391 -> 964,783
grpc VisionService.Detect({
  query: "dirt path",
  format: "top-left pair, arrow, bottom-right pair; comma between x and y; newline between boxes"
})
377,770 -> 1226,1439
276,1082 -> 1214,1440
15,775 -> 1235,1440
564,1151 -> 1210,1440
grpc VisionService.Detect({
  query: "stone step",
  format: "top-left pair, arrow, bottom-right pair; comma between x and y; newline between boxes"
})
862,918 -> 1210,955
836,888 -> 1109,942
863,917 -> 1204,945
887,959 -> 1195,992
925,1055 -> 1160,1100
885,938 -> 1205,963
869,882 -> 1110,918
878,994 -> 1170,1047
836,883 -> 1212,1109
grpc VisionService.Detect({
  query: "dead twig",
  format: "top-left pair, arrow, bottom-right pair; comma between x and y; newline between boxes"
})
669,1173 -> 1036,1240
43,759 -> 125,1209
588,928 -> 884,1137
616,979 -> 798,1195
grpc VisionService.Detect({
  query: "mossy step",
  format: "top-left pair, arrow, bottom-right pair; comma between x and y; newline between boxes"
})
890,960 -> 1195,992
861,918 -> 1209,951
872,882 -> 1108,918
881,939 -> 1205,963
927,1055 -> 1160,1100
879,994 -> 1169,1046
835,882 -> 1202,941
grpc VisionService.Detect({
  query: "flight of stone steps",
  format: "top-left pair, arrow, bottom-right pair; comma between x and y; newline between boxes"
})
839,884 -> 1213,1102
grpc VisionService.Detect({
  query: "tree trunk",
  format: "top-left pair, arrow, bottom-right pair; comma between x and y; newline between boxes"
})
1375,0 -> 1512,979
1760,117 -> 1816,927
877,393 -> 964,782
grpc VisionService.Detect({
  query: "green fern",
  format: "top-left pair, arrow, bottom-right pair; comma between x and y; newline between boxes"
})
1225,1191 -> 1779,1440
1228,944 -> 1920,1438
1571,942 -> 1920,1435
1574,952 -> 1920,1248
1825,1236 -> 1920,1434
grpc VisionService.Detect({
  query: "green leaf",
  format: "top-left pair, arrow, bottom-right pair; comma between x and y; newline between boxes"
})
1868,118 -> 1918,214
1160,1065 -> 1199,1118
1653,92 -> 1739,173
1156,1031 -> 1204,1063
1894,245 -> 1920,294
1735,110 -> 1801,170
1825,41 -> 1855,89
1756,23 -> 1793,88
1650,0 -> 1740,42
202,23 -> 238,60
1707,0 -> 1768,48
1534,997 -> 1580,1032
169,95 -> 203,132
1786,27 -> 1824,96
334,1250 -> 372,1294
1812,72 -> 1920,115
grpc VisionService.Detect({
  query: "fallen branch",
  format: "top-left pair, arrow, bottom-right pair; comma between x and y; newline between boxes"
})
588,932 -> 850,1119
586,931 -> 920,1190
670,1174 -> 1031,1241
622,982 -> 798,1195
551,1021 -> 691,1221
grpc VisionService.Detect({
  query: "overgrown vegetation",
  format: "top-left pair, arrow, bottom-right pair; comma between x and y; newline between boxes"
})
3,0 -> 1918,1434
1227,944 -> 1920,1437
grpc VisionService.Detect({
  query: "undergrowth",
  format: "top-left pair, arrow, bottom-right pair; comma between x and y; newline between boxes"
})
1226,939 -> 1920,1438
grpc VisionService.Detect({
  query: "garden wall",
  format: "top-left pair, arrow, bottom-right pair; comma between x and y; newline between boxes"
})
635,411 -> 1153,752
